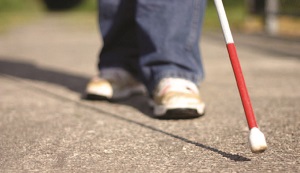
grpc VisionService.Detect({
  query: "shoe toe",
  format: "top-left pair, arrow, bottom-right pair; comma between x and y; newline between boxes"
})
86,80 -> 113,98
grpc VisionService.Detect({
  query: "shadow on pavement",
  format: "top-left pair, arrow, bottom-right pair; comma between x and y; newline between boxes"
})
0,58 -> 89,93
0,58 -> 251,162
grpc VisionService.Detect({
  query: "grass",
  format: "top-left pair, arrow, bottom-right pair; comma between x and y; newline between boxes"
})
0,0 -> 245,31
0,0 -> 43,33
0,0 -> 246,33
0,0 -> 98,33
72,0 -> 97,12
204,0 -> 247,31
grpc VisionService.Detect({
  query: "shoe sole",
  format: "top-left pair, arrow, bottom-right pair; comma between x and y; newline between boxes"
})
84,94 -> 110,101
84,85 -> 146,101
154,108 -> 205,119
152,101 -> 205,119
85,94 -> 205,119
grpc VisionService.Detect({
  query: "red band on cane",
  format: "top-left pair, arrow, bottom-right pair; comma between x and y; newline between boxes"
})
226,43 -> 258,129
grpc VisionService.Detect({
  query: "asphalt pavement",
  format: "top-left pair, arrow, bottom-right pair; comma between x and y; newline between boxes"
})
0,13 -> 299,172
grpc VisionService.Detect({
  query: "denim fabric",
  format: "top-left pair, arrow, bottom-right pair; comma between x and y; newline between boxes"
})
98,0 -> 207,94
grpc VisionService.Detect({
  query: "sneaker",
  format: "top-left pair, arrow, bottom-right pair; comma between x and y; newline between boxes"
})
85,68 -> 146,100
152,78 -> 205,119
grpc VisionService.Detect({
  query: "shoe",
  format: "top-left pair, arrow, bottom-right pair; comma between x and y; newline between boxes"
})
85,68 -> 146,100
152,78 -> 205,119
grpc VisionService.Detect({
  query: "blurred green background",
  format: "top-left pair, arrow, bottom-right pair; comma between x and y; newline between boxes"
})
0,0 -> 247,32
0,0 -> 299,36
0,0 -> 97,32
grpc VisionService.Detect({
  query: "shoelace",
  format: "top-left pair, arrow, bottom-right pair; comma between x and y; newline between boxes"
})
157,78 -> 199,96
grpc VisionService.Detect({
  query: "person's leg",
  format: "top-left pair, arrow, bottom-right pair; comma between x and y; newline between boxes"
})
85,0 -> 146,100
136,0 -> 207,93
98,0 -> 140,76
136,0 -> 207,118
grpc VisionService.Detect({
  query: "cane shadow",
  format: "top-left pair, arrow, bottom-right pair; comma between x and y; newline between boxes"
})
0,58 -> 251,162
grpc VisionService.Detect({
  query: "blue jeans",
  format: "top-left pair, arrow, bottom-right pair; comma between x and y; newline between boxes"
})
98,0 -> 206,94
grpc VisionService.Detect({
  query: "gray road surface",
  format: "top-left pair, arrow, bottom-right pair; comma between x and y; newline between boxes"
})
0,13 -> 299,172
